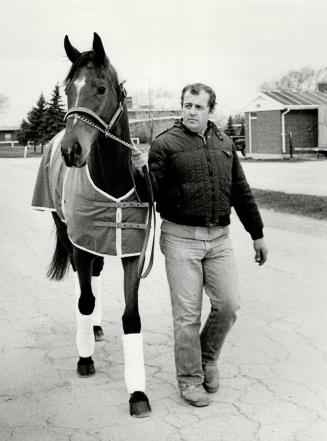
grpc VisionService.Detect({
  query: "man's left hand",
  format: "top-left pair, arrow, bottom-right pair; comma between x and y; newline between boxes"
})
253,238 -> 268,266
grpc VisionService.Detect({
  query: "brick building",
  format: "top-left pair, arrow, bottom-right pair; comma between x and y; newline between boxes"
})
243,89 -> 327,156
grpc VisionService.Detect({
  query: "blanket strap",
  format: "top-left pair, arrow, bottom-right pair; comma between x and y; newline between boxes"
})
93,221 -> 147,229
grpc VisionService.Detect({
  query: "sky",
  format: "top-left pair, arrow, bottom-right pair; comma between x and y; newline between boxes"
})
1,0 -> 327,126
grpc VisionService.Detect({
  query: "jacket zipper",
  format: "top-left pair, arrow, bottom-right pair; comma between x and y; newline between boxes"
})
199,134 -> 216,225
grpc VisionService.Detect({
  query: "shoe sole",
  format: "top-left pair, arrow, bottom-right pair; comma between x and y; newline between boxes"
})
181,395 -> 209,407
203,384 -> 218,393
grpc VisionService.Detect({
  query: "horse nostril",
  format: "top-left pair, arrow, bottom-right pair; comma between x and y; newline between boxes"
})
74,142 -> 82,156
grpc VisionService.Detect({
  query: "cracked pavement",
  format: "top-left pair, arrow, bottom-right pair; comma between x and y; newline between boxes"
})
0,158 -> 326,441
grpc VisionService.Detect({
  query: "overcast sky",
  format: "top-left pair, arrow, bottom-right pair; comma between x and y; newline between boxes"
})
1,0 -> 327,126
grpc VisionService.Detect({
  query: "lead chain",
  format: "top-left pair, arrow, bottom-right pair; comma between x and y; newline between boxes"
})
66,113 -> 138,151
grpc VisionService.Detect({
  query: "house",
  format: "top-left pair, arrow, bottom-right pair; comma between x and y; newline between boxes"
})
243,87 -> 327,156
0,126 -> 20,147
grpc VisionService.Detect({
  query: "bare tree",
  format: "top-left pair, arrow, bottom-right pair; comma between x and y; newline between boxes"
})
132,86 -> 174,110
260,67 -> 316,92
132,86 -> 175,142
211,111 -> 227,130
0,94 -> 9,116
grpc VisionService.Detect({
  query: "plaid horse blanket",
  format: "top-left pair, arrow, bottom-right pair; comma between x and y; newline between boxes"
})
31,130 -> 149,257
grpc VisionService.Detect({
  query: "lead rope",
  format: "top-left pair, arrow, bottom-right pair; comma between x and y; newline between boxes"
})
137,165 -> 155,279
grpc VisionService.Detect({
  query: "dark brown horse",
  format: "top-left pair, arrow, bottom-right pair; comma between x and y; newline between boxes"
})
32,33 -> 153,417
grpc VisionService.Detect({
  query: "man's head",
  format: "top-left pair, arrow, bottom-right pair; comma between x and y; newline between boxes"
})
180,83 -> 216,133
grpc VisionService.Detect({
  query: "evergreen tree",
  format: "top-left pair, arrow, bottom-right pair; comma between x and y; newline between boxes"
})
18,93 -> 47,149
17,119 -> 31,145
43,84 -> 66,141
224,115 -> 235,137
233,113 -> 245,125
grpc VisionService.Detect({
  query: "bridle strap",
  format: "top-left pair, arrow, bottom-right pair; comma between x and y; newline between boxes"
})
64,104 -> 124,134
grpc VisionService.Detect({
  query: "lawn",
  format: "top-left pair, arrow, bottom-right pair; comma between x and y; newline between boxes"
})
0,145 -> 43,158
252,188 -> 327,221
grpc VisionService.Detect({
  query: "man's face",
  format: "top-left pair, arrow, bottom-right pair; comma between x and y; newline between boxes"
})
182,90 -> 211,133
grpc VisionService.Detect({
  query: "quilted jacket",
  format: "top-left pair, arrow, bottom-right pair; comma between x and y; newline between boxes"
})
148,120 -> 263,240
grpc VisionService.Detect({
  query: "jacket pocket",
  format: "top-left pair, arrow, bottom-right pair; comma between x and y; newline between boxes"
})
221,149 -> 232,159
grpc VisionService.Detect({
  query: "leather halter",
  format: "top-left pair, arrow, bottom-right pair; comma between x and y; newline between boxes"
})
64,81 -> 126,137
62,88 -> 155,279
64,103 -> 124,137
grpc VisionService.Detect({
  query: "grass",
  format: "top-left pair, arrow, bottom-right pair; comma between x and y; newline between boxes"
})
252,188 -> 327,220
0,145 -> 42,158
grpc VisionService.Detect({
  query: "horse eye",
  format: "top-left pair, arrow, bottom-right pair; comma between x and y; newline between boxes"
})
97,87 -> 106,95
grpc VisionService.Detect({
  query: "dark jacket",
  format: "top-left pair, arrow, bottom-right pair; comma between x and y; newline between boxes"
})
148,120 -> 263,240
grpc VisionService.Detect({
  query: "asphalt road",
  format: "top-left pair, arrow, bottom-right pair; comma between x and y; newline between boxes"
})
0,158 -> 326,441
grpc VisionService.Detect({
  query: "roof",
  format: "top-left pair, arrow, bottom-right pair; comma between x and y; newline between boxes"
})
244,89 -> 327,112
263,90 -> 327,106
0,126 -> 20,132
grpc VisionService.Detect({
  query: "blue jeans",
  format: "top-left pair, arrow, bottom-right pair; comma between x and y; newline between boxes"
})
160,227 -> 239,386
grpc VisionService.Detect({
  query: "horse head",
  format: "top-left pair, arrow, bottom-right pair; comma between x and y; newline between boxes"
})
61,33 -> 123,167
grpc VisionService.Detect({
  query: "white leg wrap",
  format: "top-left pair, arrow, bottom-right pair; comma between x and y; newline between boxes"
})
122,333 -> 146,394
74,272 -> 95,357
91,276 -> 102,326
76,314 -> 95,357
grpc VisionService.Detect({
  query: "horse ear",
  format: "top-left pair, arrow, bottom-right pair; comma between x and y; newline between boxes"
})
64,35 -> 81,63
93,32 -> 106,64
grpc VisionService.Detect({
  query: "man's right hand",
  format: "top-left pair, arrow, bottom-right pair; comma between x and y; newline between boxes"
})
131,149 -> 149,175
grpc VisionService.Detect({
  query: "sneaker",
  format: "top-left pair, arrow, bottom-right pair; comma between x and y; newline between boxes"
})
203,364 -> 219,393
179,383 -> 209,407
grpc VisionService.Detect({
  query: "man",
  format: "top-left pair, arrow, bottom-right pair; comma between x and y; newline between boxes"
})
132,83 -> 267,407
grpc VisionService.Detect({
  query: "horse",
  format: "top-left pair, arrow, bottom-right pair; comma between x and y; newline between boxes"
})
31,33 -> 154,418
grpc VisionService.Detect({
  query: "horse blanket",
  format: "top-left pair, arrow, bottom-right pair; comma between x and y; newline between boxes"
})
32,130 -> 149,257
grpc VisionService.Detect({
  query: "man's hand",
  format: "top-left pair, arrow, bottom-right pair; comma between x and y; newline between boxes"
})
131,149 -> 149,175
253,238 -> 268,266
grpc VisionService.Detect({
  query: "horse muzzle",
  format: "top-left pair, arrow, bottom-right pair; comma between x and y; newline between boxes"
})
61,142 -> 87,168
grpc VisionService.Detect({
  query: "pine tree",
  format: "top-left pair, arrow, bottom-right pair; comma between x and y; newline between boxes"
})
43,84 -> 66,142
224,115 -> 235,137
18,93 -> 47,150
17,119 -> 31,145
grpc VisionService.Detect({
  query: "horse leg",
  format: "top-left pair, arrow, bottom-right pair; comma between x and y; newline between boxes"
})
92,257 -> 105,341
73,247 -> 97,377
121,256 -> 151,418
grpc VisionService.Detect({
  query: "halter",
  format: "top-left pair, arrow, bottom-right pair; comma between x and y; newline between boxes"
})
63,84 -> 138,152
62,91 -> 155,279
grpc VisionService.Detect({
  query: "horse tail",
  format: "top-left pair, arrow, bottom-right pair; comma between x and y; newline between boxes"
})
47,212 -> 72,280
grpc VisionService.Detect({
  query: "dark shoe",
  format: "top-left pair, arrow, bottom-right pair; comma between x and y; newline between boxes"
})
93,325 -> 104,341
179,383 -> 209,407
203,364 -> 219,393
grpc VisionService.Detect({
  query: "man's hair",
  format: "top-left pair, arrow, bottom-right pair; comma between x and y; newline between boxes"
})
180,83 -> 216,112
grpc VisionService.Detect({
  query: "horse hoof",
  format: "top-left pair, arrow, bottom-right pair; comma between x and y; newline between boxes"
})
77,360 -> 95,377
93,326 -> 104,341
129,391 -> 151,418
